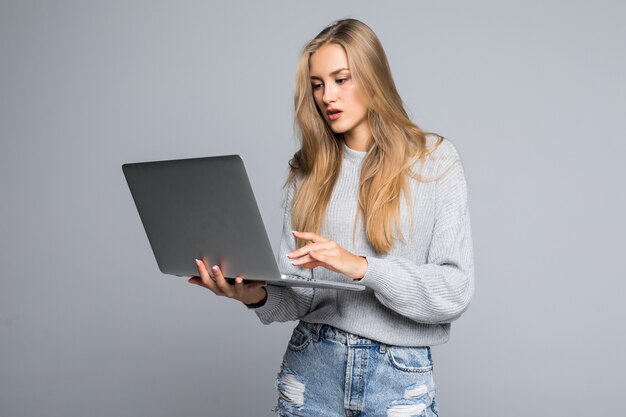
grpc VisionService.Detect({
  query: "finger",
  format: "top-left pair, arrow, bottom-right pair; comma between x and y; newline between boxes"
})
190,276 -> 222,295
292,230 -> 329,243
291,245 -> 340,265
307,250 -> 340,271
195,258 -> 213,279
212,265 -> 236,298
297,261 -> 325,269
290,250 -> 316,265
313,247 -> 341,258
195,259 -> 223,295
307,251 -> 341,273
287,241 -> 336,259
299,258 -> 341,274
233,275 -> 245,298
308,250 -> 329,263
290,253 -> 316,266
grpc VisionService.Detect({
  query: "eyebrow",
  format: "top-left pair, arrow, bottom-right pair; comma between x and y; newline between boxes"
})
310,67 -> 350,80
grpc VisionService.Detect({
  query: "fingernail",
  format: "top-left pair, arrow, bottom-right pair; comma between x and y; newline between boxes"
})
212,265 -> 219,271
195,259 -> 201,266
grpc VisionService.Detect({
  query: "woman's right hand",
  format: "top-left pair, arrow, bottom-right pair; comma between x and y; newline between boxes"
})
188,259 -> 268,307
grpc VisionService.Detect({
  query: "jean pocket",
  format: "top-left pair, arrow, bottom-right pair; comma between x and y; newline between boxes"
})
387,346 -> 433,373
287,321 -> 316,351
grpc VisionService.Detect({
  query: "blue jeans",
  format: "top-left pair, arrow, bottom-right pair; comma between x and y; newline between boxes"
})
274,321 -> 440,417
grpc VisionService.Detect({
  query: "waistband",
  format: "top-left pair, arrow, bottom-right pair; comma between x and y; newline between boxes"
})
299,320 -> 430,351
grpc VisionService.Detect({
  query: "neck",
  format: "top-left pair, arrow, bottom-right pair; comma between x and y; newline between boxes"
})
343,124 -> 373,152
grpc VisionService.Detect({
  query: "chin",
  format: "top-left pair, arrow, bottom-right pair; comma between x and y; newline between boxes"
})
328,122 -> 350,134
331,127 -> 349,135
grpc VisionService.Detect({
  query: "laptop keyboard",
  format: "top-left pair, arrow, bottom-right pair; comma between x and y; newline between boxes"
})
283,274 -> 316,282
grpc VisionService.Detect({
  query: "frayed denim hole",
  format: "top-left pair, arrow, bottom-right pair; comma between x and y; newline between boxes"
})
386,381 -> 435,417
276,368 -> 305,411
386,401 -> 427,417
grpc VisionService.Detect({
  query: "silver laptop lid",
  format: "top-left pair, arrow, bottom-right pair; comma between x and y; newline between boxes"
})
123,155 -> 281,280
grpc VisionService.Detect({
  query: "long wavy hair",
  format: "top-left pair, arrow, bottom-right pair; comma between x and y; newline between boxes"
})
288,18 -> 445,254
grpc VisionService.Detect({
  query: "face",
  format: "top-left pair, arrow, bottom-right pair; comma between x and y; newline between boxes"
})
309,44 -> 370,141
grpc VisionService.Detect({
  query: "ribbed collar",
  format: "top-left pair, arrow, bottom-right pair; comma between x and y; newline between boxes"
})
342,142 -> 367,163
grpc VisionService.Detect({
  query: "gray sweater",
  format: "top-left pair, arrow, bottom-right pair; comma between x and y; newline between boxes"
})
254,137 -> 475,346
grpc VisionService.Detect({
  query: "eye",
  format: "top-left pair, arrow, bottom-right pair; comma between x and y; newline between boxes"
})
336,78 -> 348,85
311,82 -> 323,90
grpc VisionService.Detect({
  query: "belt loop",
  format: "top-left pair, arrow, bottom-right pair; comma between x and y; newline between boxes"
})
312,323 -> 323,342
379,344 -> 387,354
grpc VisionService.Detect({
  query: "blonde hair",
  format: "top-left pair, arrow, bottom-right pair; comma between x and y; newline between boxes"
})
288,18 -> 445,254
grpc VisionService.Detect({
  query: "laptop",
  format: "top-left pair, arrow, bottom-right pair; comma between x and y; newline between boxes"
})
122,154 -> 365,291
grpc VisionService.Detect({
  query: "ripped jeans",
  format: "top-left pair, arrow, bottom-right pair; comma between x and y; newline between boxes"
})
274,321 -> 440,417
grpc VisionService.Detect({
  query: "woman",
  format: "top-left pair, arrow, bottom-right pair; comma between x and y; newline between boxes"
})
190,18 -> 474,416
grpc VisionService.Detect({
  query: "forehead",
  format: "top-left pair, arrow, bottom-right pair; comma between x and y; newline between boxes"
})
309,44 -> 349,77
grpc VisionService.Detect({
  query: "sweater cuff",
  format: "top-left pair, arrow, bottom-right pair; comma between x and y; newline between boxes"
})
251,284 -> 283,314
357,256 -> 393,294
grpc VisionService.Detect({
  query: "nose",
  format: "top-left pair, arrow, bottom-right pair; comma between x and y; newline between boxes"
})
322,82 -> 337,104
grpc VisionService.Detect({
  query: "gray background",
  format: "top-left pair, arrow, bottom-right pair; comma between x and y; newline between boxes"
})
1,1 -> 624,416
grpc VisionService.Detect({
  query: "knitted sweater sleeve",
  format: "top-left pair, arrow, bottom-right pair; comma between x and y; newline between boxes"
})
358,144 -> 475,325
253,178 -> 315,324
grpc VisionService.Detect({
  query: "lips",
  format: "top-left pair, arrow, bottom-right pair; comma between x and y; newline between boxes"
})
326,108 -> 343,120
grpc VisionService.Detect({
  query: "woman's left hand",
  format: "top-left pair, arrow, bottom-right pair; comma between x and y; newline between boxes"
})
287,231 -> 368,280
